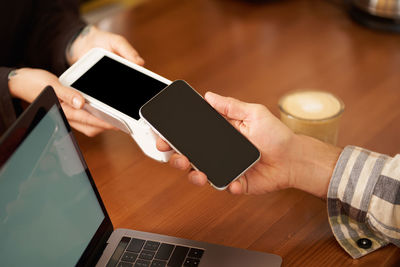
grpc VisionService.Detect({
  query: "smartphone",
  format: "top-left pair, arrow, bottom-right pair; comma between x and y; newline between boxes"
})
139,80 -> 261,190
59,48 -> 173,162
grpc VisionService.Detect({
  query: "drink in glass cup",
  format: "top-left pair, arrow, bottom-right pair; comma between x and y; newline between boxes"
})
278,90 -> 344,145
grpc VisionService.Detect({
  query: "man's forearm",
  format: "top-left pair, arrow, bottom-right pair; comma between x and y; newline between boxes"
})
289,134 -> 342,198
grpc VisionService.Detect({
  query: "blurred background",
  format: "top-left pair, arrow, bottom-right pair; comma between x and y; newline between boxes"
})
80,0 -> 145,23
80,0 -> 400,31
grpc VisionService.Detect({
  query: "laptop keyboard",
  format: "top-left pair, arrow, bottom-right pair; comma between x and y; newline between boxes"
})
106,236 -> 204,267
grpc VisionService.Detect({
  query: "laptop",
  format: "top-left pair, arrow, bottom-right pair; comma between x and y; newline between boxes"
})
0,86 -> 282,267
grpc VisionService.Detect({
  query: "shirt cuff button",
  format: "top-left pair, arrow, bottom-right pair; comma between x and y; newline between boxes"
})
357,238 -> 372,249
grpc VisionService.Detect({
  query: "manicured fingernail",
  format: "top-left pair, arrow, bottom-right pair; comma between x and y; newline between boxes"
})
72,97 -> 83,108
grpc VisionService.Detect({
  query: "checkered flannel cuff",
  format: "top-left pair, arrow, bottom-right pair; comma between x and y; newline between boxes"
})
327,146 -> 390,258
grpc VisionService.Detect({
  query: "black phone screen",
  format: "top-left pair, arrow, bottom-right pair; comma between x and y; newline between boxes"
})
71,56 -> 168,120
140,80 -> 260,189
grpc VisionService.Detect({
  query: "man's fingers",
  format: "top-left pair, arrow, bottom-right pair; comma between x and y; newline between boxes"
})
188,170 -> 208,186
169,154 -> 191,170
205,91 -> 250,121
156,137 -> 172,152
228,176 -> 247,195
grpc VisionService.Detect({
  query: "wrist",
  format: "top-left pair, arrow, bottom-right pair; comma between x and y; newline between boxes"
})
288,134 -> 342,198
7,68 -> 27,98
7,68 -> 18,82
66,25 -> 93,65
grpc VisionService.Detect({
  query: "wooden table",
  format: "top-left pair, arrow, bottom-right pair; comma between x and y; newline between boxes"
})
75,0 -> 400,265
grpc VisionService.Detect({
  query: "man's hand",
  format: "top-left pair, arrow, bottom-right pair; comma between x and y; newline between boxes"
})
66,25 -> 144,66
157,92 -> 342,198
8,68 -> 115,137
158,91 -> 296,195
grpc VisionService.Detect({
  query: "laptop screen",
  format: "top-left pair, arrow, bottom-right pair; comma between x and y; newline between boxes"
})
0,104 -> 105,266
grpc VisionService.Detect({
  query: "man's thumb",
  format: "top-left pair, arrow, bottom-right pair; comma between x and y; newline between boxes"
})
205,91 -> 249,120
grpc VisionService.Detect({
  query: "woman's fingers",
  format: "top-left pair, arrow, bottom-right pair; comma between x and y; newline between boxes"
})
61,103 -> 115,130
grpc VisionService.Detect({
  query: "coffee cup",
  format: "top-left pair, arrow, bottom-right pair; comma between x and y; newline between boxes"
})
278,90 -> 344,145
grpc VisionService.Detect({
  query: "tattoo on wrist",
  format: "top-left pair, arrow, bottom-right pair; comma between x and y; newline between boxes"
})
66,25 -> 93,61
79,25 -> 92,37
7,70 -> 18,80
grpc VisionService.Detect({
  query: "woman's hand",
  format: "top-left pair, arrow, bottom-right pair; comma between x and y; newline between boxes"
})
66,25 -> 144,66
8,68 -> 115,137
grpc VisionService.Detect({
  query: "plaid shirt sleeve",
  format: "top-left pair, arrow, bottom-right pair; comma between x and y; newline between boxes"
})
327,146 -> 400,258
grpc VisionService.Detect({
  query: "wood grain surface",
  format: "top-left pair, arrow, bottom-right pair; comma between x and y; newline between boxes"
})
75,0 -> 400,266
